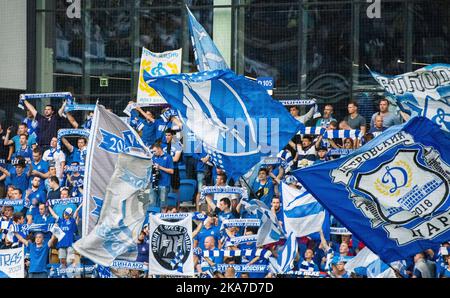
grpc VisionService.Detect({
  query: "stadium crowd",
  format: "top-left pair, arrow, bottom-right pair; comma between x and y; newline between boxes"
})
0,97 -> 448,278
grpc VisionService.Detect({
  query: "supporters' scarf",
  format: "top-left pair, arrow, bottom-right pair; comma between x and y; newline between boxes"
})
199,186 -> 248,203
215,264 -> 269,273
48,197 -> 83,206
284,270 -> 328,278
64,165 -> 85,173
327,149 -> 354,156
57,129 -> 90,151
158,212 -> 207,221
229,235 -> 258,246
65,104 -> 96,113
19,92 -> 74,110
197,248 -> 272,259
0,199 -> 24,206
297,127 -> 363,139
330,227 -> 352,235
123,102 -> 158,117
220,218 -> 261,229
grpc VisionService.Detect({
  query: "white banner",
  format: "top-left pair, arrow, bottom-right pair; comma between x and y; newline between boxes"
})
137,47 -> 182,104
148,214 -> 194,276
0,247 -> 24,278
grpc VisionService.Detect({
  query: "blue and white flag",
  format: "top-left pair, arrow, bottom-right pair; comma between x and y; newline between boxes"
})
81,105 -> 151,237
74,105 -> 152,266
369,64 -> 450,132
280,182 -> 325,238
186,6 -> 228,72
0,247 -> 24,278
293,116 -> 450,263
269,232 -> 297,274
147,69 -> 302,178
241,199 -> 285,246
345,247 -> 403,278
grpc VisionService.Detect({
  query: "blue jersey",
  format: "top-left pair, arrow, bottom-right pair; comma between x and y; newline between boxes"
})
28,243 -> 50,273
12,135 -> 37,153
162,141 -> 183,168
251,178 -> 274,207
13,146 -> 32,161
56,217 -> 77,248
28,189 -> 47,204
6,169 -> 30,194
53,202 -> 78,219
30,160 -> 49,191
68,147 -> 87,165
154,118 -> 172,143
194,225 -> 220,250
152,153 -> 173,187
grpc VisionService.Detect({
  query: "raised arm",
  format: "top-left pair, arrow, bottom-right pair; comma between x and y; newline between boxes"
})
24,101 -> 37,118
135,106 -> 155,123
0,166 -> 11,177
66,112 -> 79,128
58,101 -> 67,117
4,127 -> 14,146
61,137 -> 74,152
171,116 -> 183,131
205,195 -> 217,211
47,204 -> 59,220
47,234 -> 57,248
192,221 -> 203,239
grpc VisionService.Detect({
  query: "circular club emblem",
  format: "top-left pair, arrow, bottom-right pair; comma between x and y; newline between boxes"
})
151,224 -> 191,270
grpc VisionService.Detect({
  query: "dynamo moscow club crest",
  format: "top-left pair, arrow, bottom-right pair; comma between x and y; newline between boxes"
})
151,224 -> 192,270
332,134 -> 450,246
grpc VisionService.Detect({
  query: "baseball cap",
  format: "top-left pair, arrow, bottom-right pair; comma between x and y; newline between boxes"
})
64,207 -> 73,216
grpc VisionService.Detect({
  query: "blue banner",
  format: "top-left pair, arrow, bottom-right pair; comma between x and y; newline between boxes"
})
186,6 -> 228,72
146,69 -> 303,178
292,117 -> 450,263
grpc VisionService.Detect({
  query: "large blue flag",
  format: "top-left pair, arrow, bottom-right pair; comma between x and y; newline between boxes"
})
186,6 -> 229,72
292,117 -> 450,263
369,63 -> 450,132
147,69 -> 302,178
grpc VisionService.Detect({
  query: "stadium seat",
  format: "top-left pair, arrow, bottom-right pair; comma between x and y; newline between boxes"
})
179,168 -> 187,180
178,179 -> 197,202
167,192 -> 178,207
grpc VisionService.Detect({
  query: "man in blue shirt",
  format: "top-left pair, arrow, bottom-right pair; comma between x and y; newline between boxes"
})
11,134 -> 33,162
162,129 -> 183,192
149,143 -> 174,209
1,157 -> 31,194
194,214 -> 220,250
18,232 -> 57,278
129,105 -> 158,147
22,109 -> 39,140
4,124 -> 37,157
251,168 -> 274,207
61,137 -> 88,165
48,205 -> 80,268
30,149 -> 50,191
26,177 -> 47,205
205,196 -> 237,224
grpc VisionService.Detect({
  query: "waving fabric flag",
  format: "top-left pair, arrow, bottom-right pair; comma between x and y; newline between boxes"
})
269,232 -> 298,274
369,64 -> 450,132
81,105 -> 151,236
280,182 -> 325,238
186,6 -> 228,72
292,117 -> 450,263
147,69 -> 302,178
76,105 -> 152,266
241,199 -> 285,246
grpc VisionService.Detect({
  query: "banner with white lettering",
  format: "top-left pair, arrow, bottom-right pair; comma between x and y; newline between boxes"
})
149,214 -> 194,276
0,247 -> 24,278
137,47 -> 182,104
369,63 -> 450,132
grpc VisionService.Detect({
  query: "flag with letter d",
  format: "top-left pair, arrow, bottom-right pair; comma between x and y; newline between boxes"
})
138,47 -> 182,104
148,214 -> 194,276
293,117 -> 450,263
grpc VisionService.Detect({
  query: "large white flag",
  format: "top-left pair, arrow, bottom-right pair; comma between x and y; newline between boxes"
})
0,247 -> 24,278
281,182 -> 325,238
75,105 -> 152,266
137,47 -> 182,104
148,214 -> 194,276
82,105 -> 151,236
